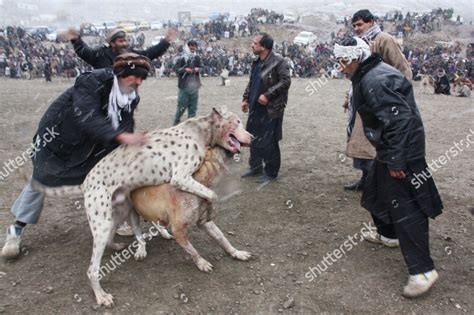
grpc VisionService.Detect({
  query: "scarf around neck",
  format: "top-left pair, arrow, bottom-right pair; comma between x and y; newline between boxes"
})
362,24 -> 381,42
107,75 -> 136,130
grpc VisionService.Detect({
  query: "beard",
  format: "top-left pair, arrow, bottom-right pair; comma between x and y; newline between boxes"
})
114,46 -> 129,55
119,84 -> 137,94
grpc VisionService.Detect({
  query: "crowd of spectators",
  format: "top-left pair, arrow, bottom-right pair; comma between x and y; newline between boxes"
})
1,7 -> 471,87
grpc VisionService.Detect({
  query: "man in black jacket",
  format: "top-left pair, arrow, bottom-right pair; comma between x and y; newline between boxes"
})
334,38 -> 443,298
241,33 -> 291,183
173,40 -> 202,125
61,27 -> 176,69
2,53 -> 151,259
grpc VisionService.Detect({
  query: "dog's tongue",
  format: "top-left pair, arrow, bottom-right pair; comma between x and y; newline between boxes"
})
230,137 -> 241,152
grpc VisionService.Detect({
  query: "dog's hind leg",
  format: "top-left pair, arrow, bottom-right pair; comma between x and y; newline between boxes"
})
155,221 -> 174,239
172,224 -> 213,272
201,220 -> 251,261
86,192 -> 116,307
129,209 -> 147,261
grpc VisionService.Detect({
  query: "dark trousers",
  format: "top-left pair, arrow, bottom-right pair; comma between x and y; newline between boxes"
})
249,140 -> 280,178
363,160 -> 436,275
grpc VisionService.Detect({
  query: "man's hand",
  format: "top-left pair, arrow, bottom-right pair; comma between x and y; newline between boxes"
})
57,28 -> 80,42
389,169 -> 406,179
241,101 -> 249,113
194,67 -> 200,73
343,98 -> 349,113
116,132 -> 149,145
258,94 -> 269,106
164,28 -> 178,43
185,67 -> 193,73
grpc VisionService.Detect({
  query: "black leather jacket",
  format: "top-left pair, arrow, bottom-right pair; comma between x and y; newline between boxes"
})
175,54 -> 202,90
243,52 -> 291,119
72,37 -> 170,69
32,69 -> 138,186
351,54 -> 426,171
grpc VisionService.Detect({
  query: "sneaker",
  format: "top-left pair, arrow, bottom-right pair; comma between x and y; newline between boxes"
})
403,270 -> 439,298
116,221 -> 134,236
2,225 -> 22,259
241,168 -> 263,178
362,230 -> 399,248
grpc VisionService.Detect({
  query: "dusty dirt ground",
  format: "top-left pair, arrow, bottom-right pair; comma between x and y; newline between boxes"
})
0,76 -> 472,314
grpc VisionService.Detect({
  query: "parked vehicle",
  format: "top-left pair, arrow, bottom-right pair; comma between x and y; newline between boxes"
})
283,12 -> 297,23
117,21 -> 138,33
293,31 -> 317,45
336,16 -> 346,24
103,21 -> 117,31
137,21 -> 151,30
150,21 -> 163,30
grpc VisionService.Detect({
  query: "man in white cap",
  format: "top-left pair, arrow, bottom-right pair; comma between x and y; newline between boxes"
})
334,37 -> 443,298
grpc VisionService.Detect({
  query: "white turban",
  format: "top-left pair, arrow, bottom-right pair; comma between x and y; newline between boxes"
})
333,37 -> 371,62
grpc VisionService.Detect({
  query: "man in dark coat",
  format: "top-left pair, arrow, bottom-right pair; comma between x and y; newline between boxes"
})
61,27 -> 176,69
2,53 -> 151,259
434,68 -> 451,95
334,38 -> 443,298
241,33 -> 291,183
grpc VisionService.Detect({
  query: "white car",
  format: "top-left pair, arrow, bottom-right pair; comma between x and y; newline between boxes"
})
293,31 -> 317,45
150,21 -> 163,30
104,21 -> 117,30
151,36 -> 165,46
45,32 -> 57,41
283,13 -> 297,23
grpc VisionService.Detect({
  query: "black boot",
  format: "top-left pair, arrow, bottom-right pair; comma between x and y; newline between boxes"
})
241,167 -> 263,178
343,178 -> 365,191
344,169 -> 370,191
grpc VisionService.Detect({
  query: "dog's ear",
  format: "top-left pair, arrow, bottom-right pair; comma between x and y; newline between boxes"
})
211,108 -> 223,122
212,106 -> 228,118
212,106 -> 229,122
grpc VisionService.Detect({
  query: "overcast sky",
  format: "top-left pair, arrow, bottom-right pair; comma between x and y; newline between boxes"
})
1,0 -> 472,26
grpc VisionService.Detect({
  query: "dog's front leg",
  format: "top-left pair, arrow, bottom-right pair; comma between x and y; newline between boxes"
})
201,221 -> 251,261
172,224 -> 214,272
170,175 -> 218,203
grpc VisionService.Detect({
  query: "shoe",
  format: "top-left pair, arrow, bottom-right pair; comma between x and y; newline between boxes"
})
256,174 -> 277,184
2,225 -> 22,259
362,230 -> 399,248
241,168 -> 263,178
116,221 -> 134,236
343,179 -> 365,191
402,270 -> 439,298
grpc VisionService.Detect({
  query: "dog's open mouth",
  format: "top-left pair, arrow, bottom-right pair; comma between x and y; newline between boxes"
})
228,134 -> 242,153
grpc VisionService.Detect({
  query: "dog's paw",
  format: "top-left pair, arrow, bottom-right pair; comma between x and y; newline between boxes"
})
159,229 -> 174,240
95,291 -> 114,307
196,257 -> 213,272
207,192 -> 218,203
134,245 -> 147,261
232,250 -> 252,261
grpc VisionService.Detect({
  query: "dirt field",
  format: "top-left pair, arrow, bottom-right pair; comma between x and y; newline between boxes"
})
0,76 -> 472,314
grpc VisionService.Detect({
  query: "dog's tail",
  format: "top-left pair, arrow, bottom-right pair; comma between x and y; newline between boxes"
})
31,179 -> 83,197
